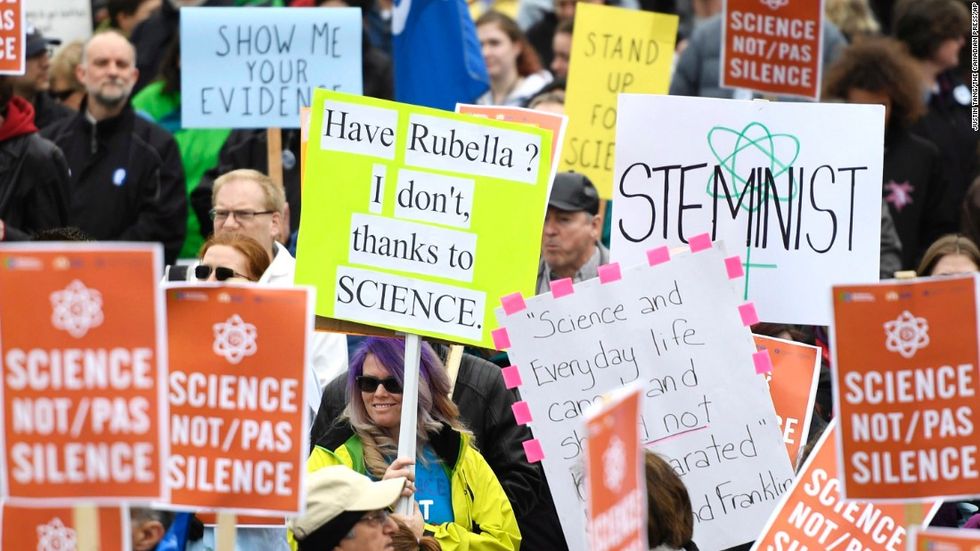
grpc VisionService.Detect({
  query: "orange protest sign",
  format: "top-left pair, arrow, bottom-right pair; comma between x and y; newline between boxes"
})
584,385 -> 646,551
754,335 -> 820,465
165,285 -> 312,515
0,1 -> 24,75
909,527 -> 980,550
0,244 -> 166,503
831,276 -> 980,500
0,503 -> 127,550
721,0 -> 824,99
751,420 -> 937,551
456,104 -> 567,177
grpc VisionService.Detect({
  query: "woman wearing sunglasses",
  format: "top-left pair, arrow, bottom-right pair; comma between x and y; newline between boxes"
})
307,337 -> 520,551
196,233 -> 270,283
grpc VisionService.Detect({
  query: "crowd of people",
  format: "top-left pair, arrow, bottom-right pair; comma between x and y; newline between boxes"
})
3,0 -> 980,550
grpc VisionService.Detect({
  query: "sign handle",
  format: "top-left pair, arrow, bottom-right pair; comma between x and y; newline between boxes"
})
395,333 -> 422,515
267,127 -> 289,244
445,344 -> 464,400
73,504 -> 99,551
216,511 -> 237,551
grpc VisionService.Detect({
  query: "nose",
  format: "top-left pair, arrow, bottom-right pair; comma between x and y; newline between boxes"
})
382,516 -> 397,535
543,217 -> 559,236
220,214 -> 241,230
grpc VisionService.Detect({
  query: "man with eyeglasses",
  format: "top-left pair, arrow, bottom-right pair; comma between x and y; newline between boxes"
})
10,26 -> 73,131
290,466 -> 406,551
42,31 -> 186,264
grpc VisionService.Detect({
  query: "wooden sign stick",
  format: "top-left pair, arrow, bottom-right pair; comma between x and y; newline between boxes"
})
73,504 -> 99,551
216,511 -> 238,551
445,344 -> 464,400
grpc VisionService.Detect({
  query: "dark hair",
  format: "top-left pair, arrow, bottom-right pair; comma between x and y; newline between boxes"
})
198,233 -> 272,281
823,37 -> 925,129
345,337 -> 466,478
391,517 -> 442,551
916,234 -> 980,275
645,451 -> 694,548
31,227 -> 92,241
107,0 -> 146,25
556,19 -> 574,35
130,507 -> 176,531
893,0 -> 969,60
158,34 -> 181,95
476,11 -> 543,77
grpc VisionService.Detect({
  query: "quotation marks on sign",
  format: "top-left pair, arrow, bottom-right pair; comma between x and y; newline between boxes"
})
883,310 -> 930,359
603,435 -> 627,492
50,280 -> 105,338
36,517 -> 77,551
759,0 -> 789,10
213,314 -> 259,364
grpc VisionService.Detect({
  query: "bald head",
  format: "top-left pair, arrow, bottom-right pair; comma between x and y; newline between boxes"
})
77,31 -> 139,118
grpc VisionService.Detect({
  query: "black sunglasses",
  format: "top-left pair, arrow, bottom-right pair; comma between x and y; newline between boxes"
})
49,89 -> 75,102
194,264 -> 253,282
356,376 -> 403,394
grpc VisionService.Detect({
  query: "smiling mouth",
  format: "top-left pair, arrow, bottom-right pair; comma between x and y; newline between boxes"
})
373,403 -> 397,409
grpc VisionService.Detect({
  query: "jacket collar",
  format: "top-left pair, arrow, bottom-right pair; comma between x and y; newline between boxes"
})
318,420 -> 463,470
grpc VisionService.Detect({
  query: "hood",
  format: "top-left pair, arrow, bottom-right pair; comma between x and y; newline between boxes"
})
0,96 -> 38,141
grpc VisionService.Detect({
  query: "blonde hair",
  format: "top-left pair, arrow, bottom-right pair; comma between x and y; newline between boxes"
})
826,0 -> 881,40
50,41 -> 85,92
212,169 -> 285,214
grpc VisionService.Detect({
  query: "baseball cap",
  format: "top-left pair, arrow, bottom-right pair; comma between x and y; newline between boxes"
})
548,172 -> 600,215
26,25 -> 61,58
289,466 -> 406,542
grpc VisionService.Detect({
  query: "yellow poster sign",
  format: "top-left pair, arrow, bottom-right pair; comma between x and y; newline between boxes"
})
561,4 -> 677,197
295,90 -> 552,348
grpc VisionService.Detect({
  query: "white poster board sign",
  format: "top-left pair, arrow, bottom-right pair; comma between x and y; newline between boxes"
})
612,95 -> 884,325
25,0 -> 92,50
494,239 -> 794,551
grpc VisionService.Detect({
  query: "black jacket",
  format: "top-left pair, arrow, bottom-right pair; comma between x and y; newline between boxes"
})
0,133 -> 70,241
313,350 -> 569,550
32,93 -> 74,132
42,101 -> 187,263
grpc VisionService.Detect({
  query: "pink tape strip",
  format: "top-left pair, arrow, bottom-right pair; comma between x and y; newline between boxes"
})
551,277 -> 574,298
753,350 -> 774,374
523,439 -> 545,463
491,328 -> 511,350
738,303 -> 759,326
501,292 -> 527,315
512,401 -> 533,425
689,233 -> 712,252
502,365 -> 523,389
646,246 -> 670,266
725,256 -> 744,279
598,262 -> 622,283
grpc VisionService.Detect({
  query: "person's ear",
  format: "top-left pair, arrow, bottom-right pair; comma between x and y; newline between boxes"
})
131,520 -> 166,551
270,210 -> 283,244
590,212 -> 603,240
74,63 -> 86,85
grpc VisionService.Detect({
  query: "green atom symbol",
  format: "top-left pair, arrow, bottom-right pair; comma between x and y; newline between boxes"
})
705,121 -> 801,212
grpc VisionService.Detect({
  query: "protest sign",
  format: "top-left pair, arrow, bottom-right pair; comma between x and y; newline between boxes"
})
613,94 -> 884,325
494,237 -> 794,551
908,527 -> 980,550
25,0 -> 91,53
751,420 -> 938,551
295,90 -> 553,348
721,0 -> 825,99
165,285 -> 312,515
754,335 -> 820,464
457,103 -> 568,182
584,384 -> 646,551
0,0 -> 23,75
0,503 -> 128,550
561,3 -> 677,198
0,244 -> 166,503
831,275 -> 980,501
180,8 -> 362,128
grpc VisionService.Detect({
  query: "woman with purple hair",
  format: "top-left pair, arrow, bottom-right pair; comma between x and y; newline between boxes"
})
305,337 -> 521,551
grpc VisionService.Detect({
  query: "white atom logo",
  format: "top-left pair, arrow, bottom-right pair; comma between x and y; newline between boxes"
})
36,517 -> 76,551
884,310 -> 929,359
602,436 -> 627,492
50,279 -> 104,338
760,0 -> 789,9
213,314 -> 258,364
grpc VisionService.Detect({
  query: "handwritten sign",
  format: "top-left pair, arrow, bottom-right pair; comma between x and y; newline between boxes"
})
165,285 -> 312,515
613,94 -> 885,325
908,527 -> 980,550
831,275 -> 980,500
295,90 -> 552,348
494,240 -> 794,551
26,0 -> 91,55
180,7 -> 362,128
0,244 -> 166,503
584,385 -> 646,551
751,420 -> 936,551
561,3 -> 677,198
754,335 -> 820,465
0,503 -> 127,550
721,0 -> 825,99
0,0 -> 23,75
